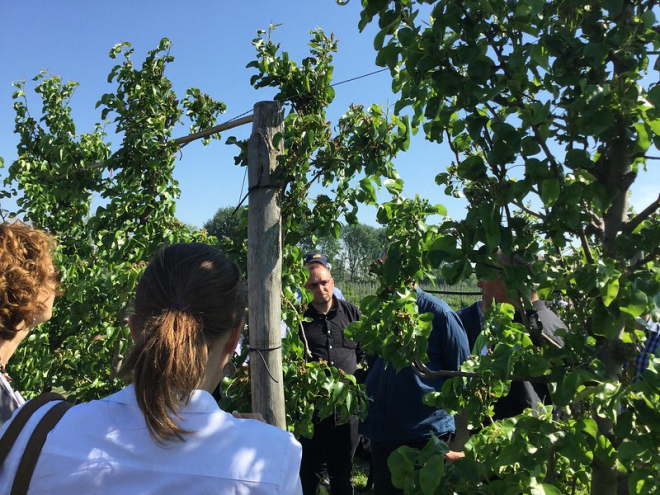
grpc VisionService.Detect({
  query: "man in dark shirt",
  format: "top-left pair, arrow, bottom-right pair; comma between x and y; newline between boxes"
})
457,260 -> 566,424
299,260 -> 362,495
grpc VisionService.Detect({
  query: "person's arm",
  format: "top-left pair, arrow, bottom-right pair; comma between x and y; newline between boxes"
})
430,310 -> 470,372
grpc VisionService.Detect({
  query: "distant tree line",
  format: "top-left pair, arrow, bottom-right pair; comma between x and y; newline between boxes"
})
203,206 -> 386,282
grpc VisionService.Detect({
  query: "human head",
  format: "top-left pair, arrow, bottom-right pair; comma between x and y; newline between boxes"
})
120,243 -> 245,443
478,249 -> 532,311
305,263 -> 335,311
0,222 -> 59,342
304,252 -> 329,269
477,271 -> 512,311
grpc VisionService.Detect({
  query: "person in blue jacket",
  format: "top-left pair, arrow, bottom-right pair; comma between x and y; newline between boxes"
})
360,252 -> 470,494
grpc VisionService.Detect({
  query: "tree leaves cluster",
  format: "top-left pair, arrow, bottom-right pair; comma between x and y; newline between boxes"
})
340,0 -> 660,492
3,39 -> 223,401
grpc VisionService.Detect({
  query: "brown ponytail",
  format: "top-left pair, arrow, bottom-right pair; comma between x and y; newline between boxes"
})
119,243 -> 245,443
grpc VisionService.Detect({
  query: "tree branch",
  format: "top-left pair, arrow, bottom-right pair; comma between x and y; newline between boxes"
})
511,200 -> 545,220
285,298 -> 313,360
411,357 -> 552,382
624,193 -> 660,234
87,114 -> 254,170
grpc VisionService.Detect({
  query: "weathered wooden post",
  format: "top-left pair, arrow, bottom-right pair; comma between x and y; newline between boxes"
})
247,101 -> 286,429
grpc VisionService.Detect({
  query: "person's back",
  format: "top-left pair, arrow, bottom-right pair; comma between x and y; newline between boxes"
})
0,386 -> 300,494
0,243 -> 302,494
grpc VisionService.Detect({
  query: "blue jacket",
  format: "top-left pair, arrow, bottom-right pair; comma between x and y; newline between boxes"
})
360,288 -> 470,443
456,301 -> 482,352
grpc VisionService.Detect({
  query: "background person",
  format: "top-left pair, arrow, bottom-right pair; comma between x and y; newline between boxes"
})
299,260 -> 362,495
452,251 -> 567,450
0,243 -> 302,494
0,222 -> 60,426
303,251 -> 345,300
360,249 -> 471,495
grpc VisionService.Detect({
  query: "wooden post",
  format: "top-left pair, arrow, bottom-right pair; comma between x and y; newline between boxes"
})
247,101 -> 286,429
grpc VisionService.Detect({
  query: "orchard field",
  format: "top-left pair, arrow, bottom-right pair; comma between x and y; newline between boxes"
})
3,1 -> 660,493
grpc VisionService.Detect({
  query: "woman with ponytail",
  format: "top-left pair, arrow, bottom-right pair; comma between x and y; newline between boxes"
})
0,243 -> 303,494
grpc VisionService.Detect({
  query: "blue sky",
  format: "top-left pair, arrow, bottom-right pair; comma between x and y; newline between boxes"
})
0,0 -> 463,228
1,1 -> 658,229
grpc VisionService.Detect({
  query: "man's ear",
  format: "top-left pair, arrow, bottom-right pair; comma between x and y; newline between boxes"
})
128,314 -> 141,343
224,318 -> 243,355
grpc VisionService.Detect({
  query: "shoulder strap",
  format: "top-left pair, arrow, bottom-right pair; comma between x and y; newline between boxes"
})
0,392 -> 65,465
11,399 -> 73,495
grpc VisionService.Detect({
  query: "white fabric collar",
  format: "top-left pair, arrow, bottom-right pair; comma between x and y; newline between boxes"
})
106,384 -> 221,414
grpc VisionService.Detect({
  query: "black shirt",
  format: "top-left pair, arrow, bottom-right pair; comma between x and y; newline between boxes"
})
302,297 -> 362,374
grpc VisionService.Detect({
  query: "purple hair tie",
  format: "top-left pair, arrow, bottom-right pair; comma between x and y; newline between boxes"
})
170,301 -> 190,310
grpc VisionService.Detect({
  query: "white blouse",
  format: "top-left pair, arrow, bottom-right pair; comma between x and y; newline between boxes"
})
0,385 -> 302,494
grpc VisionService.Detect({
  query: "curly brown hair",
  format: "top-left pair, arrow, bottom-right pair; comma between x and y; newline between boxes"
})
0,222 -> 58,341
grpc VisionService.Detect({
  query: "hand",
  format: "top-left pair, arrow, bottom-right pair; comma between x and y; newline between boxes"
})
232,411 -> 266,423
444,450 -> 465,462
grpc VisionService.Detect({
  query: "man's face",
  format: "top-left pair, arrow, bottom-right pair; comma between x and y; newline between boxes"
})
477,270 -> 512,308
305,264 -> 335,306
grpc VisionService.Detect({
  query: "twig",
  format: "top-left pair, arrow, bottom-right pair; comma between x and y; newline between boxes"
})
511,200 -> 544,219
624,193 -> 660,233
411,357 -> 552,383
285,298 -> 313,359
579,229 -> 596,265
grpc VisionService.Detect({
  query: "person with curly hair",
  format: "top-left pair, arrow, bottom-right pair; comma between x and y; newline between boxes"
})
0,221 -> 60,426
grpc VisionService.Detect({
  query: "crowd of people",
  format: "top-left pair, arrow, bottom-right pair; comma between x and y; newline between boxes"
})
0,221 -> 657,494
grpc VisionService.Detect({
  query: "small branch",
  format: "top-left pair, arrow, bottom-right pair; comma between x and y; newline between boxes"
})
286,298 -> 313,360
484,102 -> 503,123
88,115 -> 254,170
445,129 -> 461,164
579,229 -> 596,265
511,200 -> 544,219
411,357 -> 552,382
630,244 -> 660,271
624,193 -> 660,233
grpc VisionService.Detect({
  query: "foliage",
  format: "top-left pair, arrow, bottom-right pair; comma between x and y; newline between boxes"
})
4,39 -> 224,400
4,1 -> 660,492
223,26 -> 415,437
340,0 -> 660,493
203,205 -> 247,241
3,28 -> 412,440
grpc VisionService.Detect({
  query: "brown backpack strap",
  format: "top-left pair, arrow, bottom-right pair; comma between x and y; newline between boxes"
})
11,399 -> 73,495
0,392 -> 65,465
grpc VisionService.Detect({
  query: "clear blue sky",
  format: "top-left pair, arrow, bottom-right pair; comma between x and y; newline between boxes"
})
0,0 -> 462,228
1,1 -> 658,228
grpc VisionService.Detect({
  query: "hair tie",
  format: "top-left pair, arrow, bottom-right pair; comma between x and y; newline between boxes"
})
170,301 -> 190,310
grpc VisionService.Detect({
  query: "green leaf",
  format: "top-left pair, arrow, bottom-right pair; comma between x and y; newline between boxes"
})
619,289 -> 647,317
419,454 -> 444,494
375,44 -> 400,69
531,484 -> 562,495
648,85 -> 660,109
601,278 -> 620,307
388,447 -> 416,490
541,179 -> 560,206
458,155 -> 486,180
618,441 -> 645,463
601,0 -> 623,16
